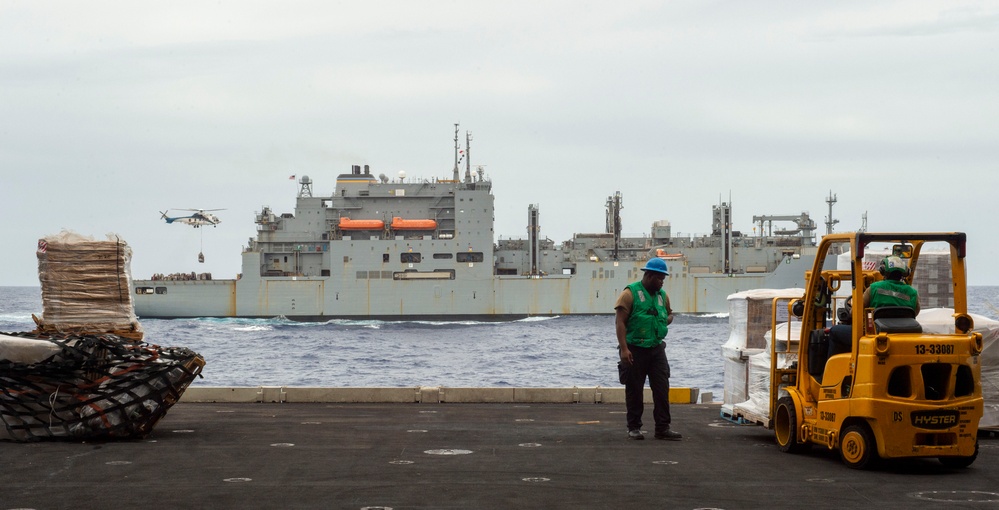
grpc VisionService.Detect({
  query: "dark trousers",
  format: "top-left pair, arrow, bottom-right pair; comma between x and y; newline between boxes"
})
624,343 -> 671,433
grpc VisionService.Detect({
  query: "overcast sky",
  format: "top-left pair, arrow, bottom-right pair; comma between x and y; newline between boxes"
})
2,1 -> 998,287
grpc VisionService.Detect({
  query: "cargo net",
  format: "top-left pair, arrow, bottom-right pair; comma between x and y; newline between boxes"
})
0,332 -> 204,441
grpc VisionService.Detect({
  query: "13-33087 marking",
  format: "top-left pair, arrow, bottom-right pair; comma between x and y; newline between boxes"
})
915,344 -> 953,355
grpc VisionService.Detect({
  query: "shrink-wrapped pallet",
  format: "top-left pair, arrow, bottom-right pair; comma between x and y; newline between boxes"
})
35,230 -> 142,339
722,289 -> 803,406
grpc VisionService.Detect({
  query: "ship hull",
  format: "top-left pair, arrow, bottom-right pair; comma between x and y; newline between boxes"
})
133,255 -> 815,319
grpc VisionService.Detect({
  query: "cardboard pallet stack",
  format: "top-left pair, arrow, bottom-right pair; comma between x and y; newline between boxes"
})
34,230 -> 142,339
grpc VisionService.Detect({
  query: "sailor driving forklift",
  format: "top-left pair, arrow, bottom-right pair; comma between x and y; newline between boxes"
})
863,255 -> 919,313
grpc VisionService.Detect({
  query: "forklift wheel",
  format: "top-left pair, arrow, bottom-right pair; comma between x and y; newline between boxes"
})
939,441 -> 979,469
840,423 -> 878,469
774,397 -> 805,453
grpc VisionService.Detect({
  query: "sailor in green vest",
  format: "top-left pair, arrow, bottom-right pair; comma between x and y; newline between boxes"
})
863,255 -> 920,313
614,258 -> 682,441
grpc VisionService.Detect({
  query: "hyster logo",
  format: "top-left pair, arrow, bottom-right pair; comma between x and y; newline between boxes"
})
911,411 -> 960,430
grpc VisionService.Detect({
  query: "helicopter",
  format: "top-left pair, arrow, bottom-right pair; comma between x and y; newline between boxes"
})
160,209 -> 223,228
160,209 -> 224,263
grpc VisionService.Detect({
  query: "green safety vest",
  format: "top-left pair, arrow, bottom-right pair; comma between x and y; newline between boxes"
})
624,281 -> 670,348
869,280 -> 918,310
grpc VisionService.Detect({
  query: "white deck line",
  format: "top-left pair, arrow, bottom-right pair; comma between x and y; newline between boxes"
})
180,386 -> 707,404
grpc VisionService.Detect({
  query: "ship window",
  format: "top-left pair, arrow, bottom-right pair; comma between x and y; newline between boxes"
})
401,252 -> 422,263
433,253 -> 453,259
156,287 -> 167,295
135,287 -> 154,295
457,252 -> 484,263
356,271 -> 367,279
383,253 -> 390,263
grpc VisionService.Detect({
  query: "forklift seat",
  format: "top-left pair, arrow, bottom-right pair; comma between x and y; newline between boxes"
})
873,306 -> 922,334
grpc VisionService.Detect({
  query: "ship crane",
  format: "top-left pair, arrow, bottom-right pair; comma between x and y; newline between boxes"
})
752,213 -> 817,241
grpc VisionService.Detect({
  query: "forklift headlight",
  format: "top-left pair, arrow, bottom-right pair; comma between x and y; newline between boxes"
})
955,314 -> 974,334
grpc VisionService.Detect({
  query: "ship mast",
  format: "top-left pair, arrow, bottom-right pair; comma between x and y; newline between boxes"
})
824,190 -> 839,235
714,196 -> 733,274
464,130 -> 473,183
606,192 -> 622,260
528,204 -> 541,276
452,123 -> 461,183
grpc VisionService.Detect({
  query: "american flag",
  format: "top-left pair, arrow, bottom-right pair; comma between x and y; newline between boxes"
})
289,175 -> 296,180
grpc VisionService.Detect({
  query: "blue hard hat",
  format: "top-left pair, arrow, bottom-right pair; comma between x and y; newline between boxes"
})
641,258 -> 669,275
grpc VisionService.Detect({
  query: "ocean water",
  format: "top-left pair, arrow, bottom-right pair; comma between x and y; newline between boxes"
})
2,286 -> 998,401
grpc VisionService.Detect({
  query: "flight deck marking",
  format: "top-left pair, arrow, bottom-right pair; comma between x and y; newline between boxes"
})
424,449 -> 473,455
518,443 -> 542,448
223,478 -> 252,483
912,491 -> 999,503
708,421 -> 740,428
270,443 -> 295,447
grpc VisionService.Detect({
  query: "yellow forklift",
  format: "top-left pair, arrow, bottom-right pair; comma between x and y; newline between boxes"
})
772,232 -> 983,469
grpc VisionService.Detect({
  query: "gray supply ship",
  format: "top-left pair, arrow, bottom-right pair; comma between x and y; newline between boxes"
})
133,129 -> 830,320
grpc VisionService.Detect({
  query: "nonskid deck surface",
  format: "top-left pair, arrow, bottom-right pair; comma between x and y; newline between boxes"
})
3,403 -> 998,509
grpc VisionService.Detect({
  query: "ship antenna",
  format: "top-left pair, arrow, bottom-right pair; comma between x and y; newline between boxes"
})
298,175 -> 313,198
453,123 -> 460,183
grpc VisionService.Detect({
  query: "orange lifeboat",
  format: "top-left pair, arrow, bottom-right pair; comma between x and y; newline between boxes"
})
391,217 -> 437,230
339,218 -> 385,230
656,249 -> 684,259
